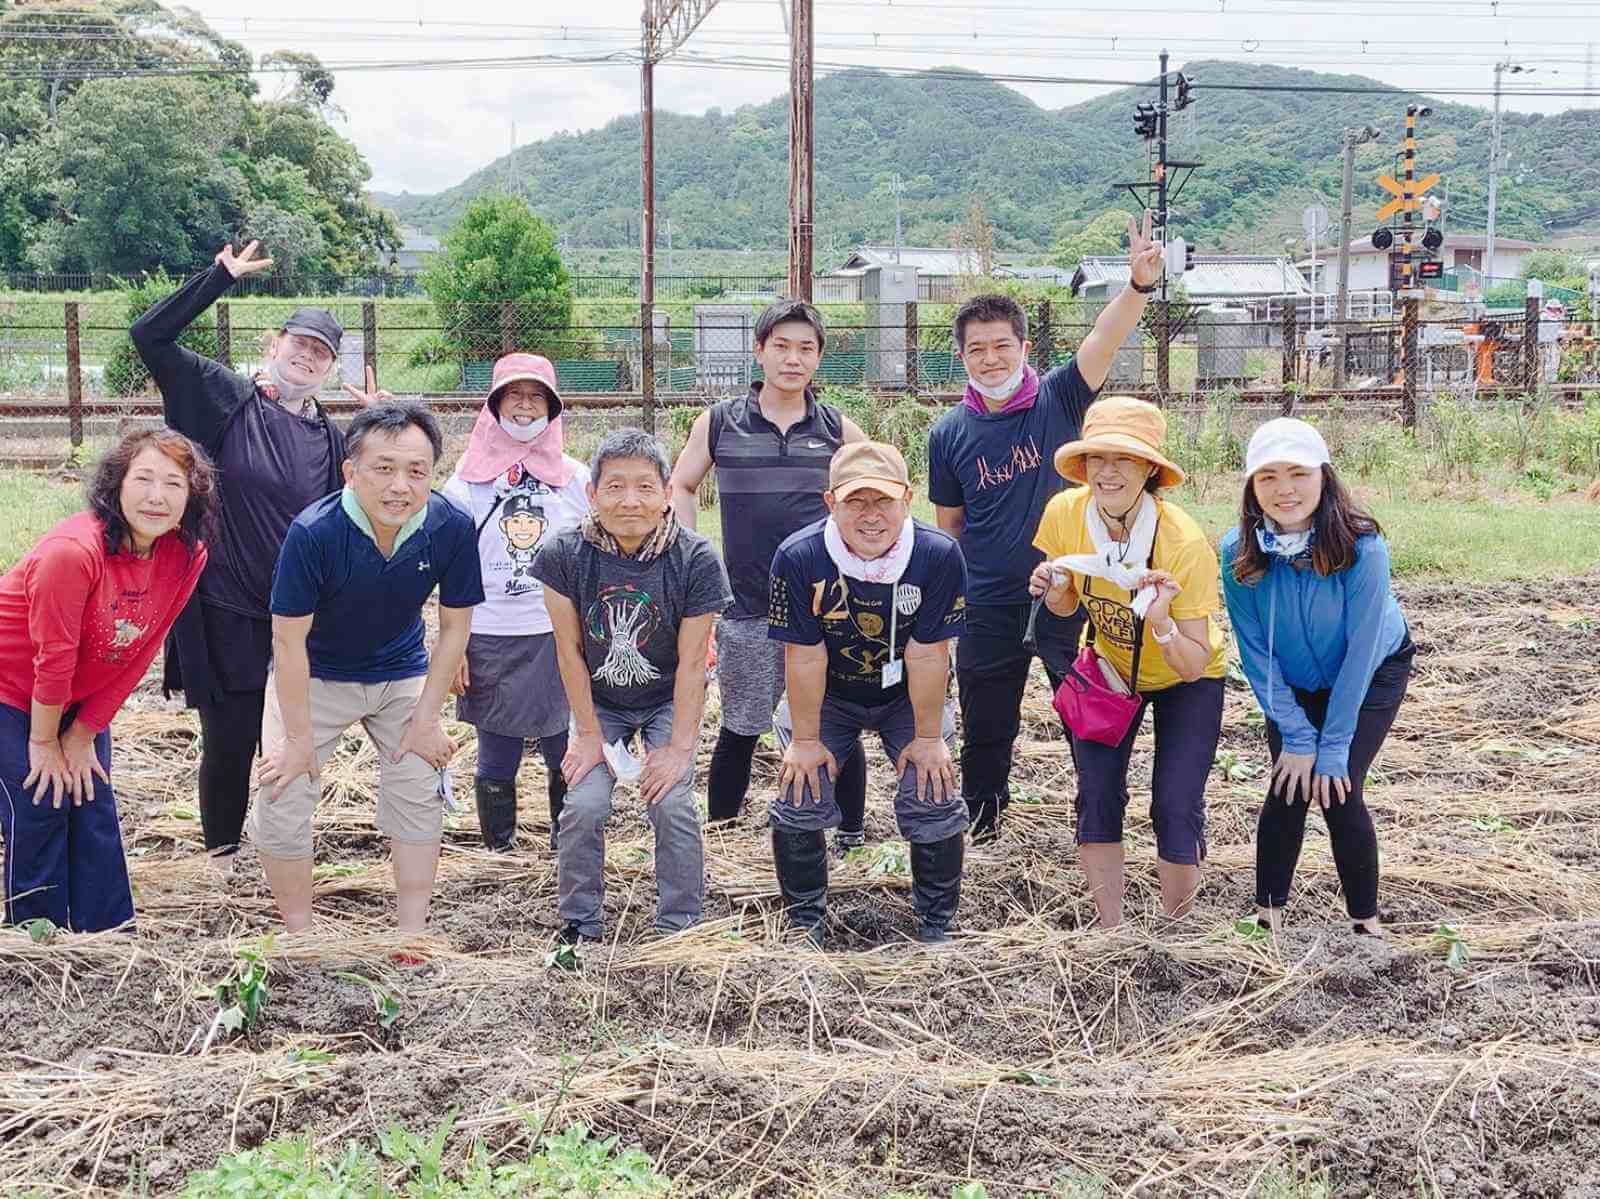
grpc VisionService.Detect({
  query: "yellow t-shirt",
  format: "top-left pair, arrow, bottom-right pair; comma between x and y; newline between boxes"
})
1032,489 -> 1226,692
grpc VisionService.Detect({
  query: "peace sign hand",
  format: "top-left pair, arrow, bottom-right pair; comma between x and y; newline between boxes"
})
1127,210 -> 1164,289
342,365 -> 393,407
215,240 -> 274,279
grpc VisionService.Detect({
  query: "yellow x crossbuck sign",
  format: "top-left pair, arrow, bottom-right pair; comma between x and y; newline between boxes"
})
1376,173 -> 1441,220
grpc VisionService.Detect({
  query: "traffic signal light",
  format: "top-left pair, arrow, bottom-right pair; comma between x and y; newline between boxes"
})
1372,228 -> 1394,250
1421,227 -> 1443,251
1134,104 -> 1158,140
1185,242 -> 1196,272
1174,73 -> 1193,111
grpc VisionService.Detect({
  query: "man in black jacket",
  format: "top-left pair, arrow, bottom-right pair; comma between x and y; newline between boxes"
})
134,239 -> 386,874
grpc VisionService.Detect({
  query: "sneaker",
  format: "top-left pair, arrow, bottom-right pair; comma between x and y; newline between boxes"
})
833,829 -> 866,858
557,922 -> 601,945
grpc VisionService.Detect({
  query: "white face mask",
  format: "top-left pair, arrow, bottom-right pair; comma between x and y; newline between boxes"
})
967,359 -> 1026,401
499,414 -> 548,443
266,359 -> 320,408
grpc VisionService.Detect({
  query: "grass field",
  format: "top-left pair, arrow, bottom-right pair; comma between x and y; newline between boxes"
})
0,466 -> 1598,1196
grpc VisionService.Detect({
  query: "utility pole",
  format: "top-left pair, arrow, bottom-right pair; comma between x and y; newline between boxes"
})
786,0 -> 815,299
1487,60 -> 1532,283
640,1 -> 721,430
889,173 -> 904,263
1335,125 -> 1382,387
1156,50 -> 1169,301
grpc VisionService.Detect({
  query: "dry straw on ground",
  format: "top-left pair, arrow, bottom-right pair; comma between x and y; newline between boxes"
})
0,576 -> 1597,1196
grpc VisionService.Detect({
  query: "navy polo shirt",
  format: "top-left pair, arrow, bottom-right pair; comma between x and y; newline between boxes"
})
270,490 -> 485,683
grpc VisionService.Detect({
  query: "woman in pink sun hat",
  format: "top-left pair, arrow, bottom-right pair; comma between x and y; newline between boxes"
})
441,353 -> 591,853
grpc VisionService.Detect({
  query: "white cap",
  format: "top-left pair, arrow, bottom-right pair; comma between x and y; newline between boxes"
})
1244,418 -> 1331,478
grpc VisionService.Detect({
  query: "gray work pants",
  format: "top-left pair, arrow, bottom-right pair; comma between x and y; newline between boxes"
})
558,700 -> 704,937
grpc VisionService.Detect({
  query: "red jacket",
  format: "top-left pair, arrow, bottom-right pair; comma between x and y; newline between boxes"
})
0,511 -> 206,732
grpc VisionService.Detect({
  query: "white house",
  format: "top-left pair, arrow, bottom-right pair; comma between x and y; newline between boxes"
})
1300,233 -> 1536,291
389,226 -> 442,275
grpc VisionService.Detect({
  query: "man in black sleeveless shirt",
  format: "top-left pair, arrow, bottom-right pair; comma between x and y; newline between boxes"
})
669,300 -> 869,848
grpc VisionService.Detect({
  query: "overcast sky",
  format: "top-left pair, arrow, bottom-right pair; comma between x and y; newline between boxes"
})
181,0 -> 1600,198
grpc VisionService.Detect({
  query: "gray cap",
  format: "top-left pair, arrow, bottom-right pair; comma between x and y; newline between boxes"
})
281,307 -> 343,354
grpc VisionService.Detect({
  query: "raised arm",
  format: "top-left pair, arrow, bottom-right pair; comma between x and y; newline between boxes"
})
1074,212 -> 1162,393
131,243 -> 272,446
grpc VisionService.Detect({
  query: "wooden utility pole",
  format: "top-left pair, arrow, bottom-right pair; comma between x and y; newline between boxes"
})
640,2 -> 721,429
787,0 -> 814,299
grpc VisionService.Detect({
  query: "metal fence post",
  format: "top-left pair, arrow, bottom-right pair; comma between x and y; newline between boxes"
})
1280,302 -> 1297,414
362,301 -> 378,386
1401,297 -> 1419,429
500,300 -> 515,355
640,301 -> 656,434
215,301 -> 232,369
65,302 -> 83,449
1523,294 -> 1540,396
1155,298 -> 1170,401
903,301 -> 918,393
1033,298 -> 1053,373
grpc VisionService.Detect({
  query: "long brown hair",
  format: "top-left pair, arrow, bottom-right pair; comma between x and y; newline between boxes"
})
87,429 -> 216,557
1231,463 -> 1380,585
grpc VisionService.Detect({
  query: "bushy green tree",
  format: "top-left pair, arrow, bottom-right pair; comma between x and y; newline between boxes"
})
422,195 -> 575,359
1051,210 -> 1129,271
103,272 -> 218,397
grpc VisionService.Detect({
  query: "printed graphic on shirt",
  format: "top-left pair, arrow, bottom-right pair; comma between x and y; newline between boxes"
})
586,583 -> 664,688
99,583 -> 155,663
974,436 -> 1043,491
492,470 -> 556,597
1083,592 -> 1138,649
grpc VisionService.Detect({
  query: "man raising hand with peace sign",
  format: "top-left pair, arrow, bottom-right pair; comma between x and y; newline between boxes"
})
133,240 -> 382,875
927,211 -> 1165,846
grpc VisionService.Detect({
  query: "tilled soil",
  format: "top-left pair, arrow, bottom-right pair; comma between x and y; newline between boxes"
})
1,576 -> 1598,1196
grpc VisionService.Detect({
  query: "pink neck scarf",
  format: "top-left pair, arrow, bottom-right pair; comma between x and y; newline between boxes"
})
962,365 -> 1040,417
453,404 -> 575,487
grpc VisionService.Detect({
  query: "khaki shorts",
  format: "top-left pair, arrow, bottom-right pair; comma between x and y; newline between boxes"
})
252,673 -> 441,859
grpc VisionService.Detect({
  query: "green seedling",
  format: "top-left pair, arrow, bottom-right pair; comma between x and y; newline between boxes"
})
312,862 -> 362,880
202,941 -> 273,1049
1233,916 -> 1270,944
952,1184 -> 991,1199
845,841 -> 911,879
545,943 -> 582,972
1468,813 -> 1516,835
1433,922 -> 1470,970
285,1046 -> 336,1066
379,1108 -> 457,1189
23,918 -> 54,944
334,972 -> 402,1028
1215,749 -> 1263,783
1474,741 -> 1575,764
999,1069 -> 1055,1088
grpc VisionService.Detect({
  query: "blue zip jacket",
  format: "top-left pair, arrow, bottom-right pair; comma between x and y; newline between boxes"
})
1219,527 -> 1407,778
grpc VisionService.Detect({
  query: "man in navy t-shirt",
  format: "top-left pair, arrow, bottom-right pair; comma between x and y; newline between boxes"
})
928,211 -> 1165,843
767,442 -> 968,946
257,403 -> 484,938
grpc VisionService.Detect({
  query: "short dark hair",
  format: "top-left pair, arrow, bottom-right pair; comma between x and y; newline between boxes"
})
755,298 -> 826,352
1231,463 -> 1382,585
87,429 -> 216,557
953,294 -> 1028,350
346,401 -> 443,464
590,428 -> 671,487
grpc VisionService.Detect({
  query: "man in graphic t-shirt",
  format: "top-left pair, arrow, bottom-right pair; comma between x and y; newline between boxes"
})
927,211 -> 1165,843
534,429 -> 732,945
766,442 -> 968,946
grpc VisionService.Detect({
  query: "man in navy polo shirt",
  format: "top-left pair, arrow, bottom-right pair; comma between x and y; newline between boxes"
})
767,441 -> 968,946
256,402 -> 484,935
929,212 -> 1164,844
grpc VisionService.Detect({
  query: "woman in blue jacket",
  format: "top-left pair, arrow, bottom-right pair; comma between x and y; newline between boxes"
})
1220,419 -> 1414,934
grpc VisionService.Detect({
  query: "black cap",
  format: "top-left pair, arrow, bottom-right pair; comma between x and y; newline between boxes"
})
501,492 -> 545,519
281,307 -> 343,354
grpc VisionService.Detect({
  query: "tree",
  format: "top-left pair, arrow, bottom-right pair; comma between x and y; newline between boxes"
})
1051,210 -> 1129,271
104,272 -> 217,396
421,195 -> 575,360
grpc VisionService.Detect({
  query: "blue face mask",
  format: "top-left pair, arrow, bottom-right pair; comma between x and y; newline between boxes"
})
1255,518 -> 1314,561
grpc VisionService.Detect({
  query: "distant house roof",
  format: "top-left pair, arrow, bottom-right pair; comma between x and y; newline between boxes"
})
397,226 -> 442,254
1071,255 -> 1311,298
837,245 -> 979,275
994,265 -> 1075,285
1340,232 -> 1537,257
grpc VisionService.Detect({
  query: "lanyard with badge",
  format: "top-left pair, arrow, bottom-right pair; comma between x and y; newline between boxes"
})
882,584 -> 905,689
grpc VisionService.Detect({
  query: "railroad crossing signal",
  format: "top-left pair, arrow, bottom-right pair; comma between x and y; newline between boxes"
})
1376,172 -> 1441,220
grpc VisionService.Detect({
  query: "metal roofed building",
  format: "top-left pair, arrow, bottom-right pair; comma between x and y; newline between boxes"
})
835,245 -> 981,276
1071,254 -> 1311,302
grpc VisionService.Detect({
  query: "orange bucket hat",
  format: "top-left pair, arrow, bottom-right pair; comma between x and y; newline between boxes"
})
1052,396 -> 1186,489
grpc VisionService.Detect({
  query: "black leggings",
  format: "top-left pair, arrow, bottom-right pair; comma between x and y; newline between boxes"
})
708,729 -> 867,832
1256,648 -> 1412,920
196,689 -> 266,855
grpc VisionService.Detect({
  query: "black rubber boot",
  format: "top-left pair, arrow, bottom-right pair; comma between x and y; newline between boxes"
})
771,828 -> 829,946
474,778 -> 518,852
966,790 -> 1007,845
910,834 -> 965,943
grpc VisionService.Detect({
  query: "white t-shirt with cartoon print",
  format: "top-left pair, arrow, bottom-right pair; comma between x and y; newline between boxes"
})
441,458 -> 591,636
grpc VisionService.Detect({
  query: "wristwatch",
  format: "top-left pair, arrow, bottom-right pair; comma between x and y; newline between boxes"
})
1152,620 -> 1178,645
1130,279 -> 1158,295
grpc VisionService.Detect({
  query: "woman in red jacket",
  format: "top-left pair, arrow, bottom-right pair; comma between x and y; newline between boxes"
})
0,430 -> 213,932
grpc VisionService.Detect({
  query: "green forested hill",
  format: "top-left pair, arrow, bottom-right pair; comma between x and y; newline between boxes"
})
377,61 -> 1600,258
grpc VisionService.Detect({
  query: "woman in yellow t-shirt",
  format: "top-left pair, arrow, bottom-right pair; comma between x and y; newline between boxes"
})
1028,396 -> 1225,928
